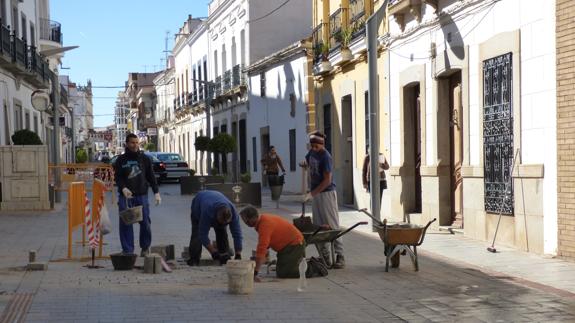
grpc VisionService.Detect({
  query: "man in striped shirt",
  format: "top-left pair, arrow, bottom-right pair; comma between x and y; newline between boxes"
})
240,206 -> 304,279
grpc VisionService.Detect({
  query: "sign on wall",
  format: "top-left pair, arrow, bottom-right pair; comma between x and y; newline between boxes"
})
147,128 -> 157,136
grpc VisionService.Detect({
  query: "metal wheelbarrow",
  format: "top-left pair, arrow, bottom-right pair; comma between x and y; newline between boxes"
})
359,209 -> 436,272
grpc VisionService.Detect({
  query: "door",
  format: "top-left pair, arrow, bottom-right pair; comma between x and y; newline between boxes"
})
260,127 -> 270,187
449,73 -> 463,227
342,95 -> 354,205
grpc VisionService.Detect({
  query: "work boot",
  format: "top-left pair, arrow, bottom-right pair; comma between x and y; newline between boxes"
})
140,248 -> 150,257
332,255 -> 345,269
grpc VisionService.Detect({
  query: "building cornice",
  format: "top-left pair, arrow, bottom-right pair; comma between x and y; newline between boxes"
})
246,40 -> 309,75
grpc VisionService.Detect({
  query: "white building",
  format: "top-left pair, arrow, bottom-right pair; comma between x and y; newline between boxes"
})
171,16 -> 207,169
383,0 -> 556,254
114,91 -> 129,154
207,0 -> 312,179
154,58 -> 175,154
246,41 -> 310,193
0,0 -> 62,154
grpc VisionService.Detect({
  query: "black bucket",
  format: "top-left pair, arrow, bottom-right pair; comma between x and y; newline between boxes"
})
110,253 -> 137,270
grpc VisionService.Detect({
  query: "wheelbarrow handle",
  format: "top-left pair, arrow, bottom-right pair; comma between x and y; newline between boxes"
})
334,221 -> 368,240
358,208 -> 384,227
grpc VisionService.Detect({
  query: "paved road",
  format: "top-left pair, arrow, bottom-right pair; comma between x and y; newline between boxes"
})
0,183 -> 574,322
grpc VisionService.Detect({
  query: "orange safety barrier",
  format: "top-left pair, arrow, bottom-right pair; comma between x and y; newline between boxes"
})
49,163 -> 115,193
68,182 -> 86,259
91,179 -> 107,257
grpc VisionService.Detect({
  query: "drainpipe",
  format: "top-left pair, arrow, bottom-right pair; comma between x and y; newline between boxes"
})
367,0 -> 389,229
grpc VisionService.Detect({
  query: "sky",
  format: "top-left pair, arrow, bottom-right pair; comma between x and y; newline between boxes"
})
50,1 -> 209,127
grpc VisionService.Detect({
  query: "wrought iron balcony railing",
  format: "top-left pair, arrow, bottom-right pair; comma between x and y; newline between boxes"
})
39,18 -> 63,44
214,76 -> 222,97
231,64 -> 245,88
223,70 -> 232,93
329,8 -> 342,51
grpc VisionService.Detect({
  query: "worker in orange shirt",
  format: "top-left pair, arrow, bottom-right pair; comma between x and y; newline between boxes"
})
239,205 -> 305,280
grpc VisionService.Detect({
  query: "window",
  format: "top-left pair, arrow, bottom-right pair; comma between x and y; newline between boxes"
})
24,111 -> 29,129
239,119 -> 246,173
290,93 -> 296,117
252,137 -> 257,172
483,52 -> 514,215
214,50 -> 218,77
14,104 -> 22,131
222,44 -> 227,72
0,0 -> 6,24
29,23 -> 34,46
231,37 -> 237,67
240,30 -> 246,65
20,13 -> 25,40
260,72 -> 266,97
289,129 -> 296,171
11,6 -> 17,36
33,114 -> 38,133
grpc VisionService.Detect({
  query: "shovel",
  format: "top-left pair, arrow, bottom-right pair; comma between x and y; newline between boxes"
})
359,208 -> 384,227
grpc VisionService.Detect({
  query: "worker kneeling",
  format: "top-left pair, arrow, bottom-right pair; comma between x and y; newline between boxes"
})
187,190 -> 242,266
240,205 -> 316,280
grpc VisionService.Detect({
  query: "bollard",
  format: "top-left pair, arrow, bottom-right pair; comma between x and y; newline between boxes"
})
29,250 -> 37,263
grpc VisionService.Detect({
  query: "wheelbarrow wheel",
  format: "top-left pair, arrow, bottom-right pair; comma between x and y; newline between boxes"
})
391,253 -> 400,268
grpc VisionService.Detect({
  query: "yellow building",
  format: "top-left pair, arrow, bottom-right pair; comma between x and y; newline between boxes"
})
312,0 -> 387,208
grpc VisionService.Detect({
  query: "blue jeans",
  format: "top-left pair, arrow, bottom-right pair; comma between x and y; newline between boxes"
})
118,194 -> 151,254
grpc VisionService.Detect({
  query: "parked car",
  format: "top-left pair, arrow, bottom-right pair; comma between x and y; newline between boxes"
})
147,152 -> 190,182
110,153 -> 166,184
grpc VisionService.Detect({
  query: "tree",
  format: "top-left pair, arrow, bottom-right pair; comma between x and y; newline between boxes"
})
194,135 -> 210,175
76,148 -> 88,163
11,129 -> 42,145
208,133 -> 236,175
144,142 -> 156,151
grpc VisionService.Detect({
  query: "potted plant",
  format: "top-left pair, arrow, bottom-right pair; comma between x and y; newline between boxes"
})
318,42 -> 332,73
336,28 -> 354,62
240,172 -> 251,184
76,148 -> 88,163
143,142 -> 156,151
194,135 -> 210,175
11,129 -> 42,145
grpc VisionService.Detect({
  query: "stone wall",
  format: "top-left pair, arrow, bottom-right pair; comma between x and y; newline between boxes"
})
557,0 -> 575,259
0,145 -> 50,210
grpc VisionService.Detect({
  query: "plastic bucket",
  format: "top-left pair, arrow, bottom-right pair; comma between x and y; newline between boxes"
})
226,260 -> 255,295
270,185 -> 283,201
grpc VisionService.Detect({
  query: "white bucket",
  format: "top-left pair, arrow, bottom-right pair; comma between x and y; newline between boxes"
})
226,260 -> 255,295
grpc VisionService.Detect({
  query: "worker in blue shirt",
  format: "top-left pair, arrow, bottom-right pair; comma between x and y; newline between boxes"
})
187,190 -> 243,266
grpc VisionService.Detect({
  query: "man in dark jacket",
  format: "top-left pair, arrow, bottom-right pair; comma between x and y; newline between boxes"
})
187,190 -> 243,266
114,133 -> 161,256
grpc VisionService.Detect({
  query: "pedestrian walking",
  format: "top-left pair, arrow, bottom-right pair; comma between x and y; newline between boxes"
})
362,148 -> 390,203
114,133 -> 161,256
239,205 -> 305,280
261,146 -> 286,184
300,131 -> 345,269
187,190 -> 243,266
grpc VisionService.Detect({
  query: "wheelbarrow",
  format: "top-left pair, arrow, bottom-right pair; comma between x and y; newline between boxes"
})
298,220 -> 368,269
359,209 -> 436,272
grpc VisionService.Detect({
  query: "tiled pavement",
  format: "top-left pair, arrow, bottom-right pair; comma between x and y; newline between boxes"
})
1,184 -> 575,322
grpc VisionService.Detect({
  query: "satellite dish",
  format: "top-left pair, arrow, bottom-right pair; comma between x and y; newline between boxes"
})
31,90 -> 51,112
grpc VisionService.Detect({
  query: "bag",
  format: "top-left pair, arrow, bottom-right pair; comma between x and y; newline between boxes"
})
99,203 -> 112,235
119,198 -> 143,225
305,257 -> 328,278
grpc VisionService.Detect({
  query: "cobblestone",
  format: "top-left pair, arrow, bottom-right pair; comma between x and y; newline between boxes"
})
2,185 -> 575,322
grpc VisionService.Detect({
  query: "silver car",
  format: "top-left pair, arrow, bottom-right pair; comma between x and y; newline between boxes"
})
147,152 -> 190,182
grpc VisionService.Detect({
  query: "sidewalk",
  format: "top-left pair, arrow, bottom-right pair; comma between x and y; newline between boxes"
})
270,191 -> 575,297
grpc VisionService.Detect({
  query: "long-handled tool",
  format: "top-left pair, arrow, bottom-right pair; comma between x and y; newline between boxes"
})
487,149 -> 520,253
359,208 -> 384,227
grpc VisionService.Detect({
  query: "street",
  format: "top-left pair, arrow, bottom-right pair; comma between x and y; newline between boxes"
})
1,183 -> 575,322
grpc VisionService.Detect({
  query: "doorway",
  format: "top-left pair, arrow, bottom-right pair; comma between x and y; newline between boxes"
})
341,95 -> 354,205
448,72 -> 463,227
260,126 -> 270,187
403,84 -> 422,214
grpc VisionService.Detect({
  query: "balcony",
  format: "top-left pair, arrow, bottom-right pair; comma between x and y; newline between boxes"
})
350,0 -> 366,39
329,9 -> 342,51
39,18 -> 63,52
214,76 -> 222,97
0,22 -> 50,88
388,0 -> 438,31
231,64 -> 246,88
